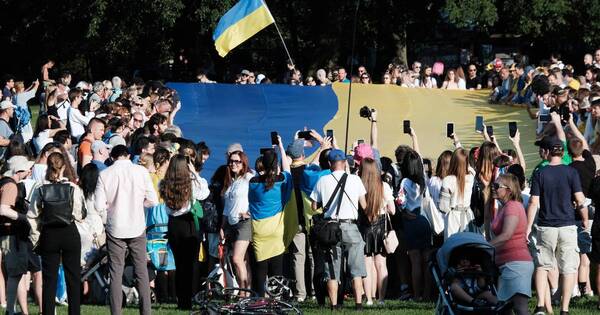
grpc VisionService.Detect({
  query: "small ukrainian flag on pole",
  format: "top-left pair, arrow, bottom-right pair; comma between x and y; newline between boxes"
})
213,0 -> 275,57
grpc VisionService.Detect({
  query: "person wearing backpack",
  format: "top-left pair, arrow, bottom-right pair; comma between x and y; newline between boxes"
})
27,152 -> 86,315
0,155 -> 34,315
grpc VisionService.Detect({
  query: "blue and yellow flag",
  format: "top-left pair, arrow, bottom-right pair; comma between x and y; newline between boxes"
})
213,0 -> 275,57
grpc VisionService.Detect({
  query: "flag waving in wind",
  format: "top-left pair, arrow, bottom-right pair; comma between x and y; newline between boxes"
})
213,0 -> 275,57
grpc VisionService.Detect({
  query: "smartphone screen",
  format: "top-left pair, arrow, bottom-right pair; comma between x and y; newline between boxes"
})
326,129 -> 334,138
298,131 -> 313,140
446,122 -> 454,138
270,131 -> 279,145
475,116 -> 484,133
486,126 -> 494,137
403,120 -> 411,134
509,122 -> 517,138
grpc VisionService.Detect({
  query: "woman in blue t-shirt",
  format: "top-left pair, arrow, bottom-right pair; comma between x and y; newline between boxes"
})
248,135 -> 292,296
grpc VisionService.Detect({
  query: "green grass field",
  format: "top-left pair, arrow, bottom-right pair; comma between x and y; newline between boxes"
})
16,297 -> 600,314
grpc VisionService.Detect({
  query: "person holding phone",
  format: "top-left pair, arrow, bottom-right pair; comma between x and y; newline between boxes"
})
439,148 -> 475,240
219,150 -> 254,294
248,135 -> 292,296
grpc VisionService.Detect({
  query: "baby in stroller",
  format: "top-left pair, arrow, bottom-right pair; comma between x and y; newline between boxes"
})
448,248 -> 498,307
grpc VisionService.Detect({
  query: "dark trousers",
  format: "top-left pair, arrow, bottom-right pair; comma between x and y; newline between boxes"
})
168,213 -> 201,310
39,224 -> 81,315
252,254 -> 284,296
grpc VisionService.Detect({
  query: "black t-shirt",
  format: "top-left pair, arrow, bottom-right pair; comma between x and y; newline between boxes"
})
466,76 -> 481,89
569,150 -> 597,198
530,164 -> 582,227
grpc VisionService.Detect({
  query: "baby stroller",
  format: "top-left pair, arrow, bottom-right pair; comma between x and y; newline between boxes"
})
81,239 -> 157,306
430,232 -> 509,315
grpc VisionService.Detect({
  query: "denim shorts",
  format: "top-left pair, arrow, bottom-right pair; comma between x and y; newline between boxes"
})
323,223 -> 367,283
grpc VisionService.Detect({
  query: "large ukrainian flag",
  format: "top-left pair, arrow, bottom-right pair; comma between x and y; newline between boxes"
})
213,0 -> 275,57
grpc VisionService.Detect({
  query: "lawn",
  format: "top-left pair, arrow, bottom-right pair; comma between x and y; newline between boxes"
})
18,296 -> 600,314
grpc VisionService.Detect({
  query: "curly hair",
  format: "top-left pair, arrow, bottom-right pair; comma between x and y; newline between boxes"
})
159,154 -> 192,210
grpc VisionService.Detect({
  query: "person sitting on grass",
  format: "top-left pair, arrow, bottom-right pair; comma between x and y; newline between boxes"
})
449,249 -> 498,307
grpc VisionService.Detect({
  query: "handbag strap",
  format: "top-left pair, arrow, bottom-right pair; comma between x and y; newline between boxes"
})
324,173 -> 348,220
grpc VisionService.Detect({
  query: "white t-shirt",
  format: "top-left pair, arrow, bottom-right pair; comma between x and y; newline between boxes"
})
31,164 -> 48,184
55,101 -> 71,123
223,172 -> 254,225
378,182 -> 394,215
68,107 -> 95,140
427,176 -> 443,207
310,170 -> 366,220
440,174 -> 474,209
399,178 -> 423,211
33,130 -> 52,153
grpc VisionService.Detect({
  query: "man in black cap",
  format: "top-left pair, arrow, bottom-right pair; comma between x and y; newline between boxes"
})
526,132 -> 589,315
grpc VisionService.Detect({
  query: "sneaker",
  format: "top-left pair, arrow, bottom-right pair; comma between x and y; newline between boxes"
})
365,301 -> 373,306
355,303 -> 363,311
295,297 -> 305,303
378,300 -> 385,306
533,306 -> 546,315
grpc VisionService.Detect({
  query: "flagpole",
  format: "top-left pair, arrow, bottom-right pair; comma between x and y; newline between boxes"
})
261,0 -> 294,66
343,0 -> 361,154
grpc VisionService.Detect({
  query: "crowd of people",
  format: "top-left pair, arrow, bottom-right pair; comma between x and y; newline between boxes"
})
0,49 -> 598,315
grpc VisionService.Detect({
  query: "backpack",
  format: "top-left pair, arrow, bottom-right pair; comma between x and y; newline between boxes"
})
470,177 -> 485,227
11,106 -> 31,132
39,182 -> 74,227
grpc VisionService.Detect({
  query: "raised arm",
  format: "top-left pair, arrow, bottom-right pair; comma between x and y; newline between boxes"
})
409,127 -> 420,156
278,135 -> 291,173
568,115 -> 589,151
370,109 -> 378,149
550,112 -> 566,142
509,129 -> 526,172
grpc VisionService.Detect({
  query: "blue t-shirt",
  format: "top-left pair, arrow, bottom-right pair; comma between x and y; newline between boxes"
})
530,164 -> 582,227
302,164 -> 331,196
249,171 -> 293,220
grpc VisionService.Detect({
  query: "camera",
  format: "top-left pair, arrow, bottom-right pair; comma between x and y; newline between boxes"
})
359,106 -> 374,119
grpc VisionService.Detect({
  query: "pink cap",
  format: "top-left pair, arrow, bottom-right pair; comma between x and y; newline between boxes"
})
353,143 -> 374,165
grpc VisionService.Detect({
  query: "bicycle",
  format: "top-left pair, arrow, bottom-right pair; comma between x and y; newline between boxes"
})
192,270 -> 302,315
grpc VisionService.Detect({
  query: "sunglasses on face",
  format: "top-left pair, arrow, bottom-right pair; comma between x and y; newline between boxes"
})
228,159 -> 242,165
492,182 -> 509,190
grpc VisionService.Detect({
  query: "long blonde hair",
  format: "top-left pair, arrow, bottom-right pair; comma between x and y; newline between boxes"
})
448,148 -> 469,199
359,158 -> 384,222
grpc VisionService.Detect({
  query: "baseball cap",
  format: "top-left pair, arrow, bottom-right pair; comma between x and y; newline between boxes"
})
0,100 -> 16,110
353,143 -> 374,165
91,140 -> 112,154
591,95 -> 600,107
286,139 -> 304,159
3,156 -> 34,176
535,136 -> 562,150
327,149 -> 346,162
567,79 -> 580,91
241,69 -> 251,76
226,143 -> 243,154
256,74 -> 265,84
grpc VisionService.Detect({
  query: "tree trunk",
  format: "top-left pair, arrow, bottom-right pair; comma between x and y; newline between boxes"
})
392,27 -> 407,66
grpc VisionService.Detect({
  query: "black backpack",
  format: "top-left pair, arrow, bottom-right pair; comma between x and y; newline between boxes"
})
39,182 -> 74,227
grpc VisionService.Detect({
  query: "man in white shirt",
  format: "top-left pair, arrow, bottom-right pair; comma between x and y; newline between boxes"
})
310,149 -> 367,310
94,145 -> 158,315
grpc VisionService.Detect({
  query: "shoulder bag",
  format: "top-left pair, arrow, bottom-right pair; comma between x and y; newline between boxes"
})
311,173 -> 348,246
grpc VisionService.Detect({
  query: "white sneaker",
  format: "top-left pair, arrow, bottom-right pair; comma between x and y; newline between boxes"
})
296,297 -> 305,302
366,301 -> 373,306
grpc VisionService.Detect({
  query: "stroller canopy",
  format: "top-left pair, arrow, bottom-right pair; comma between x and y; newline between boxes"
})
436,232 -> 495,275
